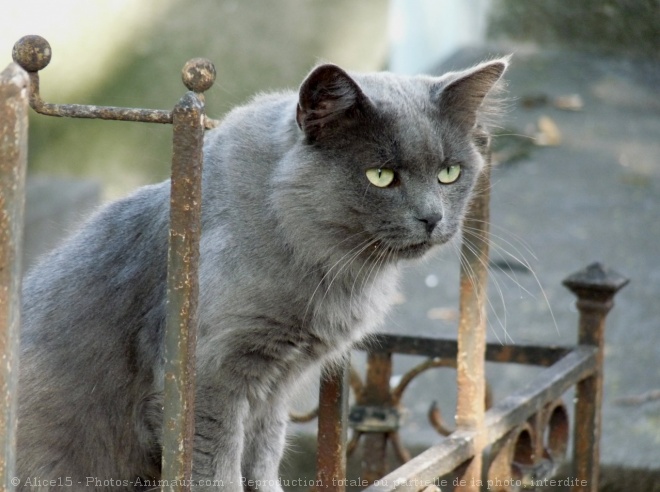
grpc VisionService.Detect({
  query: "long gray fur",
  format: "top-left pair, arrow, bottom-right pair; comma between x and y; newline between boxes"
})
17,59 -> 507,491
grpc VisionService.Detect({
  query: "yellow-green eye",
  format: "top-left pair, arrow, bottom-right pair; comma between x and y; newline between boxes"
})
438,165 -> 461,184
366,168 -> 395,188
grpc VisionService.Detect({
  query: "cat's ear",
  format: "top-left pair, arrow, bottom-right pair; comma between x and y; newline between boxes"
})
433,57 -> 509,130
297,64 -> 369,141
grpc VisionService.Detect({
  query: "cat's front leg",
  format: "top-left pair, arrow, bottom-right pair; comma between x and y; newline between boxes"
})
241,396 -> 289,492
192,384 -> 248,492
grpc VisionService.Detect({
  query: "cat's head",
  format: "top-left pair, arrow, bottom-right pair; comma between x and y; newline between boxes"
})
275,58 -> 508,264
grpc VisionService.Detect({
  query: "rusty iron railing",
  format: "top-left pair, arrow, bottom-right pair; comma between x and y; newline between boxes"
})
1,35 -> 630,492
4,35 -> 218,492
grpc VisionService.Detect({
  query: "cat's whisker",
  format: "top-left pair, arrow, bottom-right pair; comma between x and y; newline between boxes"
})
456,236 -> 511,343
460,223 -> 559,336
462,224 -> 535,277
463,224 -> 548,303
319,238 -> 380,307
376,249 -> 411,334
376,250 -> 409,332
463,219 -> 538,261
493,132 -> 536,140
363,246 -> 395,323
466,177 -> 500,201
301,236 -> 376,324
461,228 -> 537,299
450,239 -> 503,344
300,230 -> 371,279
359,241 -> 394,314
348,241 -> 383,311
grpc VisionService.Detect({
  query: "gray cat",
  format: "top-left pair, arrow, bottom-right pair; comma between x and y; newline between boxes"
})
17,58 -> 507,490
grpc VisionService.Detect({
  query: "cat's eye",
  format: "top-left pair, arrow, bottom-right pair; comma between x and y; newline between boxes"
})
366,168 -> 395,188
438,165 -> 461,184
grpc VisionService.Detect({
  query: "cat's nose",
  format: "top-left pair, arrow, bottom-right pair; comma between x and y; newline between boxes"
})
418,213 -> 443,234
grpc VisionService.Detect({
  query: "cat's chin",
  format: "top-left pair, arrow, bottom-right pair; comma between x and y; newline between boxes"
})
388,241 -> 435,260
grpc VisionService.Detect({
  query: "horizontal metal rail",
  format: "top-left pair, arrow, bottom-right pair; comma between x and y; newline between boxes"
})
483,346 -> 596,444
12,35 -> 218,128
360,346 -> 597,492
362,334 -> 570,367
363,429 -> 475,492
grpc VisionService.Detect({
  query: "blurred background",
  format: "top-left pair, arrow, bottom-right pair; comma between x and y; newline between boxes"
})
3,0 -> 659,489
4,0 -> 655,200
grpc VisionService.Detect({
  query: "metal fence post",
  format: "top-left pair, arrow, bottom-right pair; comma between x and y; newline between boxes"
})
0,62 -> 29,490
455,161 -> 491,491
316,362 -> 349,492
563,263 -> 628,492
360,352 -> 394,483
161,61 -> 214,491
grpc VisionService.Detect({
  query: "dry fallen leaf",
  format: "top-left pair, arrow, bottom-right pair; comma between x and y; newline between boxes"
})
534,115 -> 562,146
553,94 -> 584,111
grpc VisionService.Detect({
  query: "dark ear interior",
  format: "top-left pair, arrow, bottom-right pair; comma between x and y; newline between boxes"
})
435,59 -> 508,130
296,64 -> 368,141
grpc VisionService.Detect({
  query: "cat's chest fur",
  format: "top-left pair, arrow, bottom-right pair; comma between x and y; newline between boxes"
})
194,219 -> 401,396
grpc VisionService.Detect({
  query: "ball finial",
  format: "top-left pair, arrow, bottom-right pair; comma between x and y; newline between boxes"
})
12,35 -> 52,72
182,58 -> 216,93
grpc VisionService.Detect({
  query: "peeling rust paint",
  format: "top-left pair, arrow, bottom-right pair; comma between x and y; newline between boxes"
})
316,363 -> 349,492
160,91 -> 205,492
454,161 -> 491,492
0,62 -> 29,490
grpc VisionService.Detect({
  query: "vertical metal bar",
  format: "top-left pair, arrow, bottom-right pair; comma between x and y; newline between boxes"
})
316,361 -> 349,492
563,263 -> 628,492
0,62 -> 29,490
161,91 -> 205,491
361,352 -> 393,483
455,162 -> 491,491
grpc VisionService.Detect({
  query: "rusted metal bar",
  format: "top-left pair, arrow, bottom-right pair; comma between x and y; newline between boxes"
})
12,35 -> 218,129
363,335 -> 569,367
360,352 -> 395,483
361,429 -> 475,492
563,263 -> 629,492
0,62 -> 29,491
316,362 -> 349,492
455,164 -> 491,491
484,346 -> 597,446
160,89 -> 206,491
